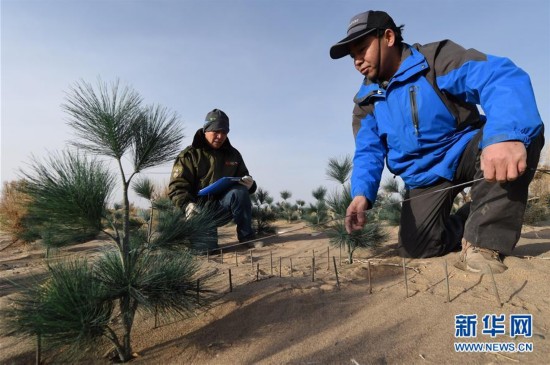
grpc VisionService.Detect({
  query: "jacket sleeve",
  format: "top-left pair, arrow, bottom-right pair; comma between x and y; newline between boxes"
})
433,40 -> 543,148
168,149 -> 197,209
350,104 -> 386,207
235,150 -> 257,194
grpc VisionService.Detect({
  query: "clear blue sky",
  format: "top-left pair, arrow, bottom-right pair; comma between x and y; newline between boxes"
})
2,0 -> 549,206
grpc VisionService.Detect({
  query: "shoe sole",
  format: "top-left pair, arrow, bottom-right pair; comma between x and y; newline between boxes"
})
454,260 -> 481,272
454,259 -> 506,274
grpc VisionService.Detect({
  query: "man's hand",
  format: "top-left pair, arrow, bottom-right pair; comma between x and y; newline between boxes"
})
345,196 -> 369,234
481,141 -> 527,183
239,175 -> 254,190
185,202 -> 200,219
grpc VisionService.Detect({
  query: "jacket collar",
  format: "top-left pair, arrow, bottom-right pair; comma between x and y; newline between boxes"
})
392,44 -> 428,82
191,128 -> 233,151
354,43 -> 428,104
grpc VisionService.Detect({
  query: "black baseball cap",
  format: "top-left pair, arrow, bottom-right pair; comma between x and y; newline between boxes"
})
203,109 -> 230,133
330,10 -> 397,59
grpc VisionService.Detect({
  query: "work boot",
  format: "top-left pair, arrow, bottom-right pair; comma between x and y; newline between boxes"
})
454,239 -> 508,274
239,235 -> 264,249
243,238 -> 264,249
248,240 -> 264,249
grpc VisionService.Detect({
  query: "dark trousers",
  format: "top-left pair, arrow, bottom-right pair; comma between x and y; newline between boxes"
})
202,185 -> 255,249
217,185 -> 255,242
399,128 -> 545,258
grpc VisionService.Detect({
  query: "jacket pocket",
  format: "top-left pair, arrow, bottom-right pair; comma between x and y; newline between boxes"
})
409,85 -> 419,135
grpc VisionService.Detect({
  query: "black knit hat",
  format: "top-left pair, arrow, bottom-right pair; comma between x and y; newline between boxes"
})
330,10 -> 397,59
203,109 -> 230,133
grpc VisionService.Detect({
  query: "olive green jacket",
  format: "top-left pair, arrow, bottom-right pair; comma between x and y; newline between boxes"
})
168,129 -> 257,209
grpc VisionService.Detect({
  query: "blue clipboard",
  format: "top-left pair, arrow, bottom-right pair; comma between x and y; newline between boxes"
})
198,177 -> 241,196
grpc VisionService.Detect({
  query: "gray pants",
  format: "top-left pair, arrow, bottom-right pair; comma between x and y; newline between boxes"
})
399,128 -> 545,258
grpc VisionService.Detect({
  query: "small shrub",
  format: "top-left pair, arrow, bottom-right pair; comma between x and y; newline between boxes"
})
524,163 -> 550,224
0,180 -> 40,242
523,200 -> 549,225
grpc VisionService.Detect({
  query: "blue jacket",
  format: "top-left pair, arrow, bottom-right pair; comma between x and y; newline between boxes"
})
351,40 -> 544,205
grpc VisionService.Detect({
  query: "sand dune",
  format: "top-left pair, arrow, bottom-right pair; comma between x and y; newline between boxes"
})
1,221 -> 549,364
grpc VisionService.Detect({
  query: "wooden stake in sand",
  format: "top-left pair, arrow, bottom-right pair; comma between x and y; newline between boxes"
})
290,258 -> 293,277
312,257 -> 316,282
196,279 -> 200,305
36,334 -> 41,365
333,256 -> 340,288
279,257 -> 282,278
444,260 -> 451,303
256,263 -> 260,281
403,257 -> 409,298
154,305 -> 159,328
487,264 -> 502,308
270,251 -> 273,275
228,269 -> 233,292
221,249 -> 224,264
206,250 -> 210,262
367,260 -> 372,294
235,252 -> 238,267
250,250 -> 253,269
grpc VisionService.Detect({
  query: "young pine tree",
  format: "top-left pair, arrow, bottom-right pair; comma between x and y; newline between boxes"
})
295,199 -> 306,220
305,186 -> 329,226
279,190 -> 295,223
325,155 -> 387,263
3,79 -> 219,362
251,187 -> 276,235
374,178 -> 405,226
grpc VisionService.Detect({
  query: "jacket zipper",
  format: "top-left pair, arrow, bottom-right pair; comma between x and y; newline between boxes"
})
409,86 -> 419,135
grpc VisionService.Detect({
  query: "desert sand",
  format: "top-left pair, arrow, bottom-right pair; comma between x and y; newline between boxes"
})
1,220 -> 549,365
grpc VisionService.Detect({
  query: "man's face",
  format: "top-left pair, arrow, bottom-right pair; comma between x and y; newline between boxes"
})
205,130 -> 228,149
349,35 -> 381,81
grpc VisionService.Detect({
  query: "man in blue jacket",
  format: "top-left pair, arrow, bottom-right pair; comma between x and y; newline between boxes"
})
330,10 -> 544,273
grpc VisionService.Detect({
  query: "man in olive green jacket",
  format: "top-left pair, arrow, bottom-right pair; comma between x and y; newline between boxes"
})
169,109 -> 257,249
